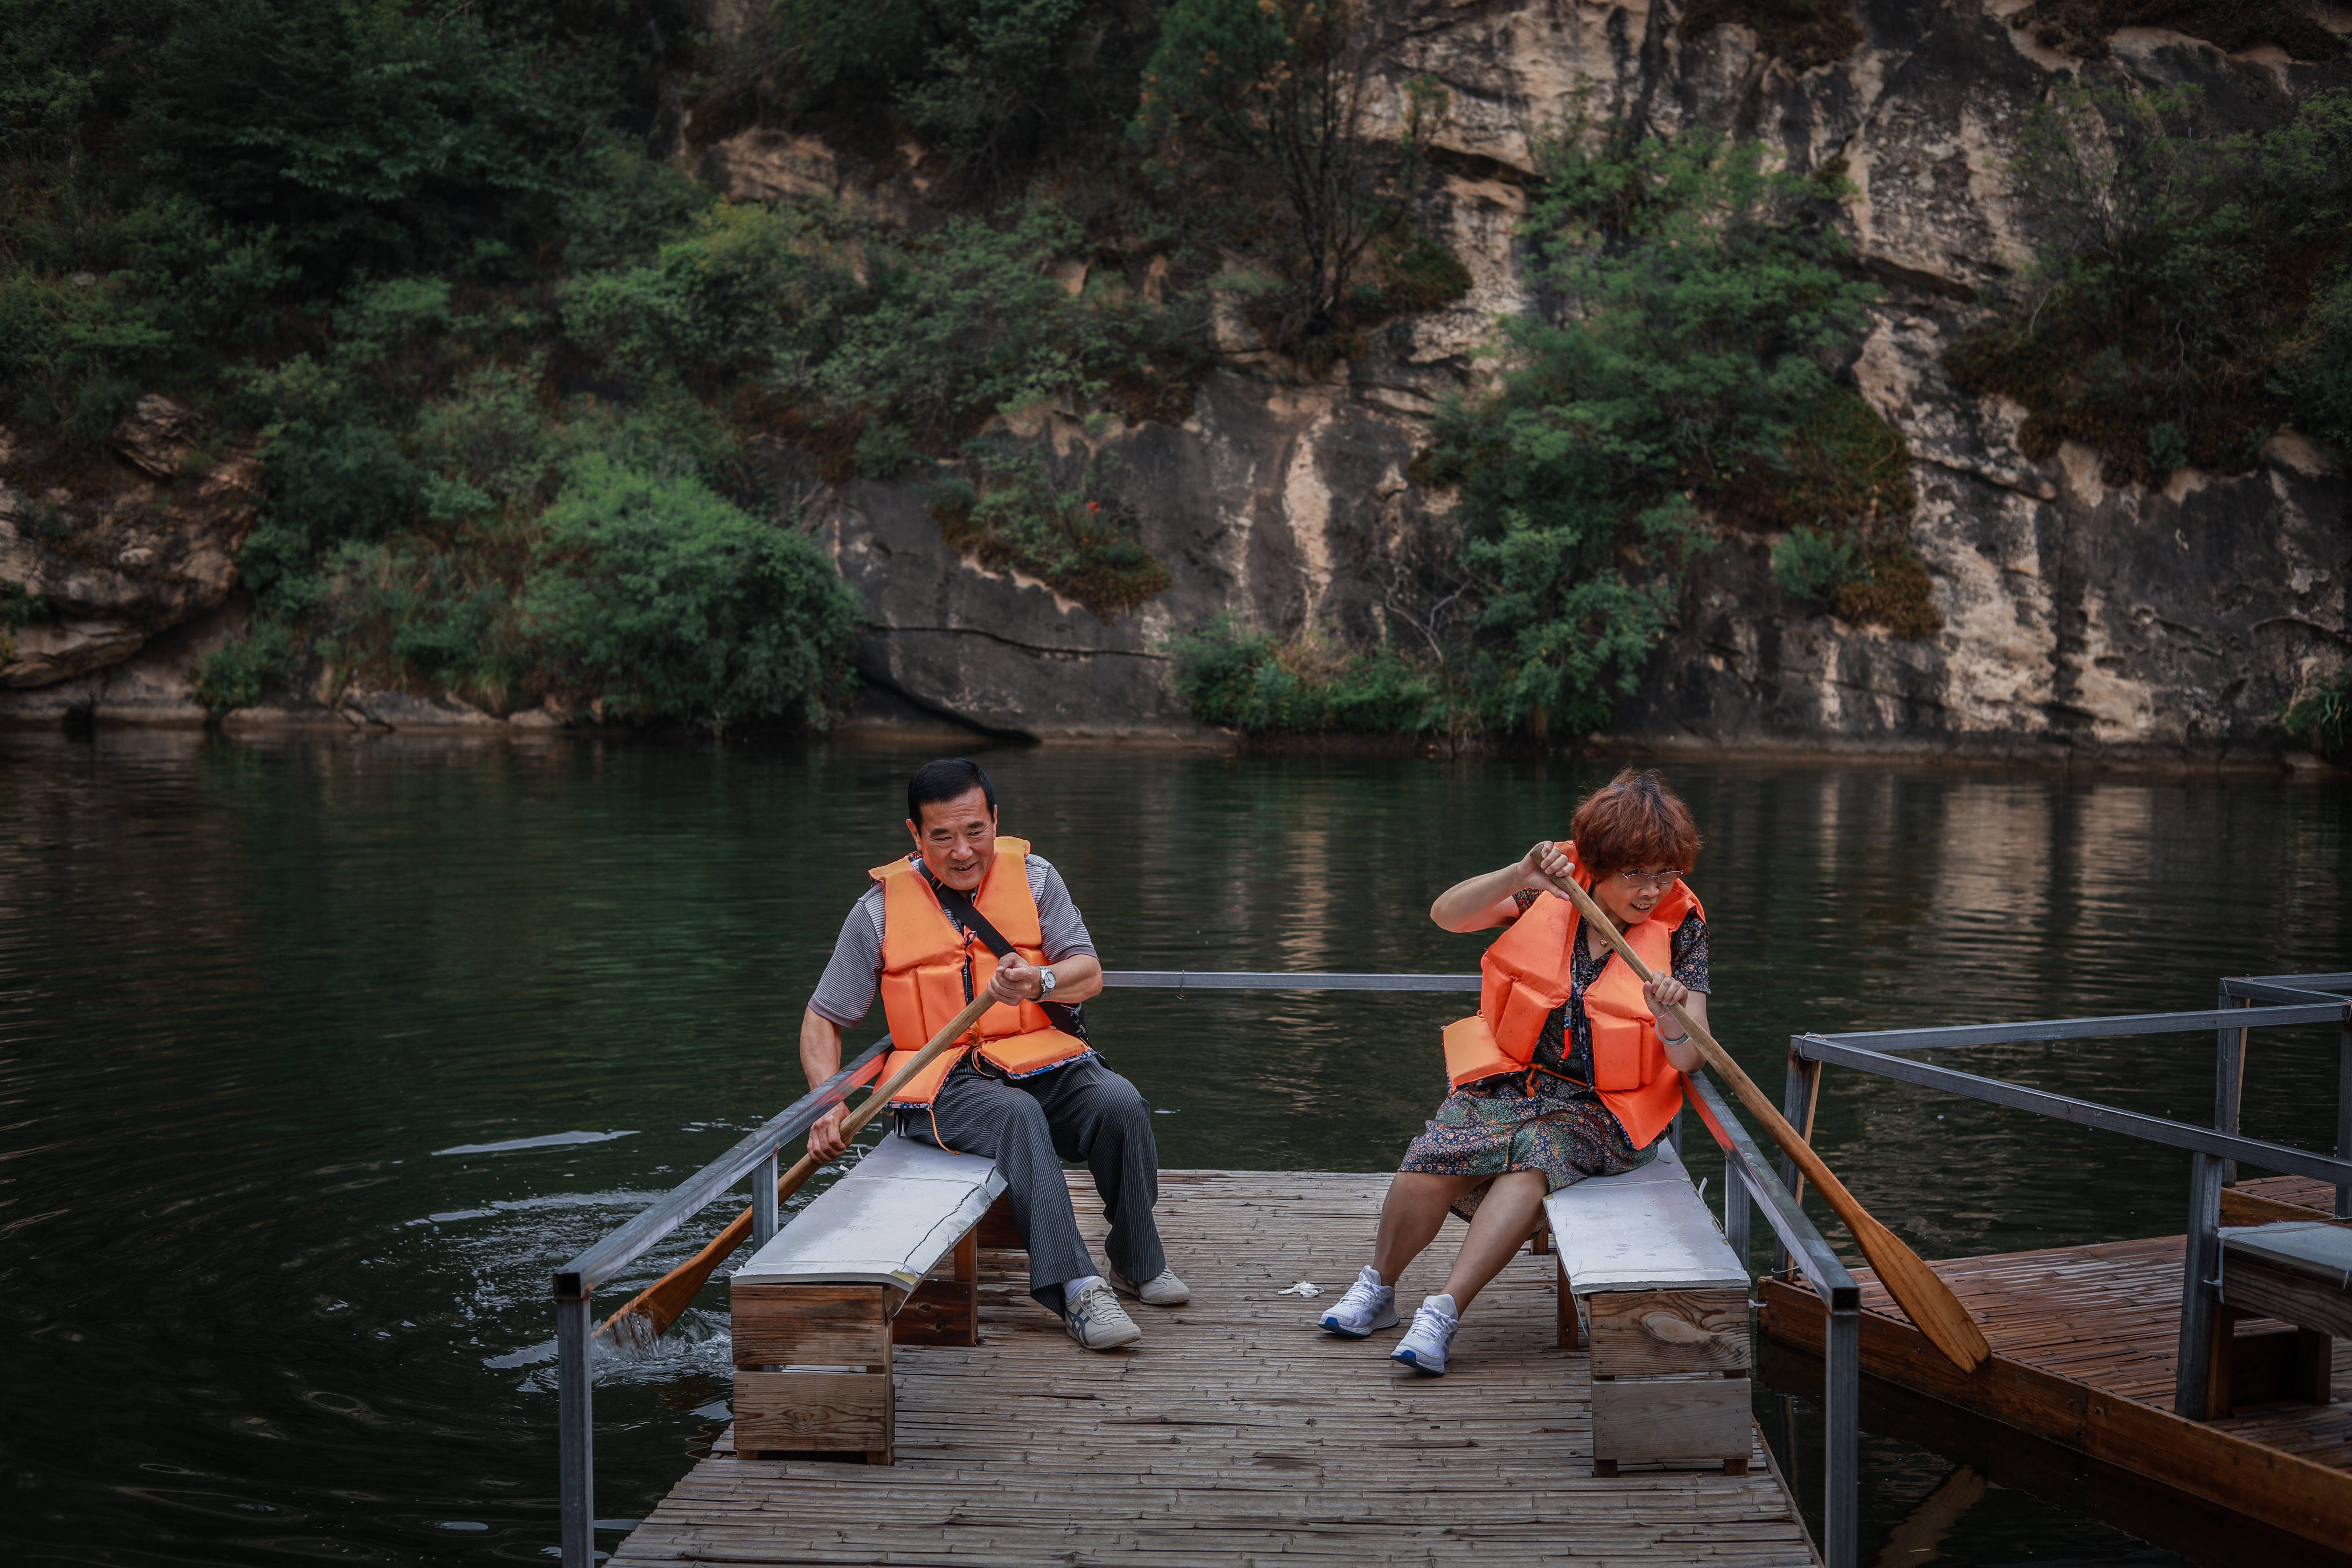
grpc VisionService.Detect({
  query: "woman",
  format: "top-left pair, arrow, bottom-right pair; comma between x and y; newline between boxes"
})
1317,768 -> 1710,1373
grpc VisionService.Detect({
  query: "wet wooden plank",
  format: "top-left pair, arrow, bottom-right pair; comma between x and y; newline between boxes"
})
1759,1232 -> 2352,1558
615,1171 -> 1814,1566
2228,1176 -> 2347,1226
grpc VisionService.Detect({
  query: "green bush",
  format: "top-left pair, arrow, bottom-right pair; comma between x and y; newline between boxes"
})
1167,614 -> 1446,734
2283,669 -> 2352,763
2283,274 -> 2352,455
242,420 -> 429,595
1769,525 -> 1855,599
0,0 -> 164,154
557,141 -> 717,272
928,438 -> 1172,622
521,456 -> 863,729
770,0 -> 1158,186
564,197 -> 1176,457
561,201 -> 865,390
1741,386 -> 1938,636
194,619 -> 294,714
1946,83 -> 2352,484
135,0 -> 576,287
1417,120 -> 1878,733
806,202 -> 1144,442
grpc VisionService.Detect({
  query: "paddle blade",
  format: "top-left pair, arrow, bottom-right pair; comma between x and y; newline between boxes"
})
595,1204 -> 756,1348
1849,1212 -> 1991,1372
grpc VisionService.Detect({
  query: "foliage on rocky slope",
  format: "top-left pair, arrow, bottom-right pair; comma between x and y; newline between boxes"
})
1,0 -> 2344,743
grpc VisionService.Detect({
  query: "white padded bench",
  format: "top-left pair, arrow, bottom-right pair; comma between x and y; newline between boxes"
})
1542,1139 -> 1752,1475
729,1131 -> 1014,1462
2202,1219 -> 2352,1414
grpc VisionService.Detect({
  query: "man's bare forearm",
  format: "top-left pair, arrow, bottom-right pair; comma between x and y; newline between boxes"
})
799,1006 -> 843,1089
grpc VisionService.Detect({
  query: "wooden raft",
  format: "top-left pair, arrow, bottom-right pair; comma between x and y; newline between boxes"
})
1760,1233 -> 2352,1556
2227,1175 -> 2351,1227
613,1171 -> 1814,1567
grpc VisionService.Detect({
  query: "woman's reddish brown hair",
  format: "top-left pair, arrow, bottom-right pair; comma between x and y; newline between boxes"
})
1569,768 -> 1702,877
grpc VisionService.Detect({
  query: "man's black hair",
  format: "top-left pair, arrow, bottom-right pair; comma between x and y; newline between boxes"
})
907,758 -> 996,824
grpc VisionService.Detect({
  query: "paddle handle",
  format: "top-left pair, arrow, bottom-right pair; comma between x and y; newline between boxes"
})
769,985 -> 996,1189
1538,869 -> 1859,1218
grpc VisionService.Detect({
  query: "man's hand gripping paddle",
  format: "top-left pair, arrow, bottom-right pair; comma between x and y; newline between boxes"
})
1541,866 -> 1991,1374
596,987 -> 997,1350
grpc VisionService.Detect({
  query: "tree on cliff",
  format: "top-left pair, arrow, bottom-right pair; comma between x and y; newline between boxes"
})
1133,0 -> 1389,348
1416,122 -> 1886,736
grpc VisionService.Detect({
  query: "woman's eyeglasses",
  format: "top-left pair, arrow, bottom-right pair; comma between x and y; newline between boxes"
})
1616,869 -> 1685,892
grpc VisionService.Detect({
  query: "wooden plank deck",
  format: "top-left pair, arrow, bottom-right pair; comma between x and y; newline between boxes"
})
614,1170 -> 1817,1567
1760,1233 -> 2352,1557
2229,1175 -> 2349,1225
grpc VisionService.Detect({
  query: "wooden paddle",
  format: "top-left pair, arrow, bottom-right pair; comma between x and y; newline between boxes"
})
596,987 -> 998,1349
1540,866 -> 1993,1373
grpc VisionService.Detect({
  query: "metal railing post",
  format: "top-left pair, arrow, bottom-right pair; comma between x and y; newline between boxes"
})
2337,1011 -> 2351,1221
1823,1298 -> 1861,1568
752,1145 -> 779,1250
2176,987 -> 2247,1417
1725,1167 -> 1751,1274
1775,1045 -> 1813,1275
1681,1070 -> 1857,1567
2218,986 -> 2248,1187
545,1037 -> 893,1564
2173,1149 -> 2225,1419
556,1292 -> 594,1568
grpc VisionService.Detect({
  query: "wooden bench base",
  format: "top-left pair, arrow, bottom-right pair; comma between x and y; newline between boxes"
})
1541,1141 -> 1756,1477
2202,1306 -> 2333,1415
733,1230 -> 985,1463
1568,1273 -> 1755,1474
728,1134 -> 1015,1466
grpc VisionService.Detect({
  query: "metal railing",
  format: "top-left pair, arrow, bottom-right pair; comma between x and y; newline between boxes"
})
548,1039 -> 891,1568
547,971 -> 1860,1567
1682,1068 -> 1862,1567
1782,972 -> 2352,1424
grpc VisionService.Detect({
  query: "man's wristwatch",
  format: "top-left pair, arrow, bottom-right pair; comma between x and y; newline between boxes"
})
1038,965 -> 1058,999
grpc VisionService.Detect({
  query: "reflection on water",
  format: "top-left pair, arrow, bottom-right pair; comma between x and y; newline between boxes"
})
0,730 -> 2342,1565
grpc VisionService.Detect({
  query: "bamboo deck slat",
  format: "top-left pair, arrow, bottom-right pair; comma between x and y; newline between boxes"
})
1760,1232 -> 2352,1557
612,1170 -> 1815,1566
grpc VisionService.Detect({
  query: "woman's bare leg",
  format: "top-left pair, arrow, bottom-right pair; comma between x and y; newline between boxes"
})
1370,1171 -> 1485,1284
1437,1169 -> 1547,1309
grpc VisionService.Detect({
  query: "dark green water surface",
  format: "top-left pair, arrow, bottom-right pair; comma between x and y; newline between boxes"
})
1,731 -> 2344,1565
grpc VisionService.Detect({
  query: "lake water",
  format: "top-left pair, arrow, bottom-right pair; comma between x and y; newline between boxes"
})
1,729 -> 2344,1565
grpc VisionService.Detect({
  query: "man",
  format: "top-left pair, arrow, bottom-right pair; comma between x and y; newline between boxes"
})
800,757 -> 1188,1351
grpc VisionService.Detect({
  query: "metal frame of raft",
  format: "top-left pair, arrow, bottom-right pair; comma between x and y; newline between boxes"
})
1759,971 -> 2352,1556
547,972 -> 1867,1568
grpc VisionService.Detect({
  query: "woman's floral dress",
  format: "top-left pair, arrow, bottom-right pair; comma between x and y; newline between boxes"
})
1398,890 -> 1709,1217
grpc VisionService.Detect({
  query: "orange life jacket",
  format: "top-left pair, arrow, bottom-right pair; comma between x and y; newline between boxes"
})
872,835 -> 1091,1108
1439,844 -> 1702,1149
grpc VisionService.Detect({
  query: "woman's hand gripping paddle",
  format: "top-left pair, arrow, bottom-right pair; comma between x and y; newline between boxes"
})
1540,867 -> 1992,1374
596,988 -> 998,1350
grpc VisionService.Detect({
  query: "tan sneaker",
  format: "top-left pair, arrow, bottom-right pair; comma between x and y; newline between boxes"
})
1064,1279 -> 1143,1350
1106,1263 -> 1191,1307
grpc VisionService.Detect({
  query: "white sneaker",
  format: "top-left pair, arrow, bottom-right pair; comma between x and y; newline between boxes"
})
1391,1293 -> 1460,1374
1319,1265 -> 1399,1337
1106,1263 -> 1191,1306
1064,1279 -> 1143,1350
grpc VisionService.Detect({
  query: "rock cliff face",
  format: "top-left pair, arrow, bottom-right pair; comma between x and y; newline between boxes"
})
0,400 -> 258,724
4,0 -> 2342,753
817,380 -> 1442,740
788,0 -> 2348,758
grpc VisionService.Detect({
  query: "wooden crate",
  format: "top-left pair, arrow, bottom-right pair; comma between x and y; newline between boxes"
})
1586,1287 -> 1750,1377
731,1283 -> 895,1462
1591,1371 -> 1753,1472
